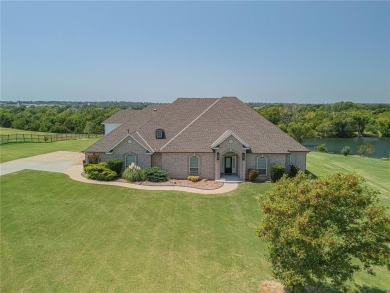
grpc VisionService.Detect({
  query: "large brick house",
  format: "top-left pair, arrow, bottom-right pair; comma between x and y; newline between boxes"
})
84,97 -> 309,181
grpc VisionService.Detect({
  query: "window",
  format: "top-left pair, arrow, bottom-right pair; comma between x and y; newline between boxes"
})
257,156 -> 267,175
125,154 -> 137,167
155,129 -> 165,139
290,153 -> 297,166
189,156 -> 199,174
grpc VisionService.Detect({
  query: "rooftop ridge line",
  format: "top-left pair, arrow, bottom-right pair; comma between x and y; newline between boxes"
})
160,98 -> 221,151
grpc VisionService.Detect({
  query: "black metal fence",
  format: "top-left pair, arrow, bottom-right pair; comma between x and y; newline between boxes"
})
0,133 -> 102,145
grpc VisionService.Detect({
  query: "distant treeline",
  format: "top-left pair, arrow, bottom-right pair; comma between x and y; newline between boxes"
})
0,101 -> 151,109
255,102 -> 390,142
0,105 -> 123,134
0,101 -> 389,139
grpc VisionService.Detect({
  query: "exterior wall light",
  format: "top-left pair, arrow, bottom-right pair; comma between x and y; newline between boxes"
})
217,152 -> 220,160
242,153 -> 246,160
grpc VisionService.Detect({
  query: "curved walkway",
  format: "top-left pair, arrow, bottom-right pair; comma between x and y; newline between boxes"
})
0,151 -> 238,194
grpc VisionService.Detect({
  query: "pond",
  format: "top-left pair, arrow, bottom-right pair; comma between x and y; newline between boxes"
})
302,137 -> 390,159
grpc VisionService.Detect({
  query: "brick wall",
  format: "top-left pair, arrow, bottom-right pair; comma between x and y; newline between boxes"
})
86,136 -> 152,169
161,153 -> 215,179
151,153 -> 162,168
246,153 -> 288,181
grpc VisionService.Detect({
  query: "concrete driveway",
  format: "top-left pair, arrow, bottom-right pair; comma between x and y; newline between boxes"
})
0,151 -> 238,194
0,151 -> 84,176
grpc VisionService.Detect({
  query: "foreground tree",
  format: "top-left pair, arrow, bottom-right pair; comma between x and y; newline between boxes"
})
258,172 -> 390,292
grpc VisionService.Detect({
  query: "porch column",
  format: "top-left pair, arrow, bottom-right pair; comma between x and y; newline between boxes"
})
214,151 -> 220,180
242,150 -> 247,181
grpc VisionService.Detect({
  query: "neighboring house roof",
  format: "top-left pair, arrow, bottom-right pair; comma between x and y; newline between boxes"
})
85,97 -> 309,154
102,108 -> 136,124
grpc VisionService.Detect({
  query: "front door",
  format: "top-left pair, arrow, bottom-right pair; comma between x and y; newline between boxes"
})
225,157 -> 232,174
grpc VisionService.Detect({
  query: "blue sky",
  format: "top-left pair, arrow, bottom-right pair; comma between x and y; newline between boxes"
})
1,1 -> 389,103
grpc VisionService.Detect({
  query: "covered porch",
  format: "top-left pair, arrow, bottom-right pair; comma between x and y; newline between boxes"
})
216,173 -> 243,183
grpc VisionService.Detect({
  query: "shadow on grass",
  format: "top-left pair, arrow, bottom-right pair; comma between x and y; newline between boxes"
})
355,285 -> 388,293
305,169 -> 318,179
304,283 -> 387,293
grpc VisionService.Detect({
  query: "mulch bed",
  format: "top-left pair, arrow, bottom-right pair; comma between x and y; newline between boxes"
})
117,178 -> 223,190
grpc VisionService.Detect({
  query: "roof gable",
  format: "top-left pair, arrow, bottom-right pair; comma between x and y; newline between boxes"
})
85,96 -> 309,154
211,130 -> 250,149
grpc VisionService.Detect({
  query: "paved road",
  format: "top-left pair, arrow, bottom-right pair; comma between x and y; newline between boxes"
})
0,151 -> 84,176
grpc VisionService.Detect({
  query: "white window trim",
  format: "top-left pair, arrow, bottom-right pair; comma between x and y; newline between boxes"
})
256,156 -> 267,175
189,155 -> 199,175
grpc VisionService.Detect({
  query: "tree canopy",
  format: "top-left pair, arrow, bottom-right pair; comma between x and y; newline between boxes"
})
256,103 -> 390,139
258,172 -> 390,292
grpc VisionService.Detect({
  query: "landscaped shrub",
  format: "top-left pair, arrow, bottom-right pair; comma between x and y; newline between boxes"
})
144,166 -> 168,182
187,175 -> 201,182
289,164 -> 299,178
357,143 -> 375,156
107,160 -> 123,175
315,144 -> 328,152
87,153 -> 100,164
84,162 -> 117,181
270,164 -> 285,183
341,146 -> 351,156
121,163 -> 146,182
247,168 -> 260,182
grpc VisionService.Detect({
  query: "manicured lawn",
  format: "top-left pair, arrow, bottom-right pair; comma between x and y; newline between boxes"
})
307,152 -> 390,206
0,138 -> 99,163
1,151 -> 389,291
1,171 -> 273,292
1,169 -> 389,292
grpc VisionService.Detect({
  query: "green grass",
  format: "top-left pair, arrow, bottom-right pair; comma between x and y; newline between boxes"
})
307,152 -> 390,206
0,138 -> 99,163
0,127 -> 50,135
1,171 -> 273,292
1,152 -> 389,292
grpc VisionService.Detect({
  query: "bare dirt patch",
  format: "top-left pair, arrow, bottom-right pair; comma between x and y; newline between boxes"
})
259,280 -> 291,293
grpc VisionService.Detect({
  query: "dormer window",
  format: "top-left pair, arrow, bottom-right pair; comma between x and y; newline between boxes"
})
155,129 -> 165,139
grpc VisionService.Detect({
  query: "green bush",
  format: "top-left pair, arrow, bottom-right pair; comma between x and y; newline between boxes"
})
122,164 -> 146,182
107,160 -> 123,175
357,143 -> 375,156
341,146 -> 351,156
247,168 -> 260,182
289,164 -> 299,178
315,144 -> 328,152
187,175 -> 201,182
270,164 -> 285,183
144,166 -> 168,182
85,162 -> 117,181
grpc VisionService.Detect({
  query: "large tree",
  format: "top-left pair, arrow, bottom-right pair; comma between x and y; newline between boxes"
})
258,172 -> 390,292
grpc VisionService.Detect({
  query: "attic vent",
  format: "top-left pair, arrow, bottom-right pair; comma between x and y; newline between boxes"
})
155,129 -> 165,139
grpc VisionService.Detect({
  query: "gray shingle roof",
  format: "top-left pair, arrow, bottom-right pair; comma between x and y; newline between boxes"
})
102,109 -> 136,124
85,97 -> 309,154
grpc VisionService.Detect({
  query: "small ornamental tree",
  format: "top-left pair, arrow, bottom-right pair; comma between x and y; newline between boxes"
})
258,172 -> 390,292
341,145 -> 351,156
315,144 -> 327,152
357,143 -> 375,156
